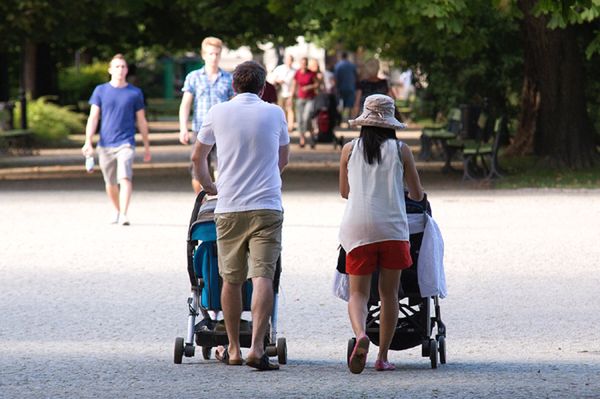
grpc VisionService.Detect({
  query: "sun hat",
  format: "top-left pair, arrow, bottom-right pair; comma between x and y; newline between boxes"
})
349,94 -> 406,129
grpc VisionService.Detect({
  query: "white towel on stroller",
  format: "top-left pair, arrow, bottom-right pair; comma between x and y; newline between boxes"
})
332,213 -> 446,300
417,214 -> 447,299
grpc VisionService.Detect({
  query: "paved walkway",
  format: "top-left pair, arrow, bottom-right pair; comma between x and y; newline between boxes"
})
1,166 -> 599,398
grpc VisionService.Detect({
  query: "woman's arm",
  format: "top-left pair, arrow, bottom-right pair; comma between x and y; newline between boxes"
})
339,142 -> 353,199
401,143 -> 424,201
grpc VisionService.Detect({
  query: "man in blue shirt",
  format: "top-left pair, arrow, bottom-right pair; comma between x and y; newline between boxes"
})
334,52 -> 357,126
179,37 -> 235,193
82,54 -> 151,226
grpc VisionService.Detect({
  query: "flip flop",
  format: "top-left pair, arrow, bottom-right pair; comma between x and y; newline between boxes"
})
374,359 -> 396,371
215,347 -> 243,366
348,335 -> 370,374
246,353 -> 280,371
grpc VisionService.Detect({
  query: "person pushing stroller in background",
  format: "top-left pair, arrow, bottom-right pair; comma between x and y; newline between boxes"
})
338,94 -> 425,374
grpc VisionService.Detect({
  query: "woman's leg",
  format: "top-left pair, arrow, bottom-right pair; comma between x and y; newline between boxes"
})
295,99 -> 306,146
377,268 -> 402,362
348,274 -> 372,338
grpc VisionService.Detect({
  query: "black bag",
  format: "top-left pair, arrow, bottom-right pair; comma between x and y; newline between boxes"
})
337,246 -> 347,274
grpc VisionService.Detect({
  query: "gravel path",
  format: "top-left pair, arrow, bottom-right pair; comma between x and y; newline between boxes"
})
1,171 -> 599,398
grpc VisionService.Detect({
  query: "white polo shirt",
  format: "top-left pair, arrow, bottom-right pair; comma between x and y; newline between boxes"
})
197,92 -> 289,213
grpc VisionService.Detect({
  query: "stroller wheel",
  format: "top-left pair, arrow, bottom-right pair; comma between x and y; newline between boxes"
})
346,338 -> 356,366
202,346 -> 212,360
429,339 -> 438,369
266,344 -> 277,357
438,336 -> 446,364
277,337 -> 287,365
184,343 -> 195,358
174,337 -> 184,364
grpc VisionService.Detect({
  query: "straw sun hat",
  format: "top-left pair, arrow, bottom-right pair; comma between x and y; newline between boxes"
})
349,94 -> 406,130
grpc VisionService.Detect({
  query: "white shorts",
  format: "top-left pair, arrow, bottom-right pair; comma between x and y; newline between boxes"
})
97,144 -> 134,185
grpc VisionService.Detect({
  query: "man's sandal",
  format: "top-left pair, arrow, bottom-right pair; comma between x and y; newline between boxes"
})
215,347 -> 243,366
246,354 -> 280,371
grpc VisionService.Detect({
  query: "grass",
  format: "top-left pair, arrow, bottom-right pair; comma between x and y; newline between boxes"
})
495,155 -> 600,189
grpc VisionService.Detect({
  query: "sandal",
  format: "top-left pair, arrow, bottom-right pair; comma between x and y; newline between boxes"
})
215,346 -> 243,366
348,335 -> 370,374
374,359 -> 396,371
246,353 -> 280,371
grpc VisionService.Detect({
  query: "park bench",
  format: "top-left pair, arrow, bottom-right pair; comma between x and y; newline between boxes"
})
0,101 -> 35,153
146,98 -> 180,121
420,108 -> 464,171
461,116 -> 506,180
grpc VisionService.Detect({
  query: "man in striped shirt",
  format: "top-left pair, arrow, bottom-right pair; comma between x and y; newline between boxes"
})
179,37 -> 234,193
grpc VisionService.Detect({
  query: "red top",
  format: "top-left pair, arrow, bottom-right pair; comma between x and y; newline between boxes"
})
294,69 -> 318,99
260,81 -> 278,103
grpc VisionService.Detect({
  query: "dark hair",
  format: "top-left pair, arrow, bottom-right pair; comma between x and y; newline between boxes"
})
232,61 -> 266,94
359,125 -> 397,164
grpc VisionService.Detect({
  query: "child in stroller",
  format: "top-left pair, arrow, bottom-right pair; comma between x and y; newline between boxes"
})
310,92 -> 344,149
173,192 -> 287,365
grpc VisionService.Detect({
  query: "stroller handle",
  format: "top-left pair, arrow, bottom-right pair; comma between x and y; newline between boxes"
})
188,191 -> 208,229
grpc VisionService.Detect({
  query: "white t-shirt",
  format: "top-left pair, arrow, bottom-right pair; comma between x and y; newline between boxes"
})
270,64 -> 296,98
197,93 -> 290,213
338,139 -> 409,253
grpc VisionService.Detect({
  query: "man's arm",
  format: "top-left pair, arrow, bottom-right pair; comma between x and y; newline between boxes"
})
179,91 -> 194,144
278,144 -> 289,173
82,104 -> 100,156
136,109 -> 151,162
190,141 -> 217,194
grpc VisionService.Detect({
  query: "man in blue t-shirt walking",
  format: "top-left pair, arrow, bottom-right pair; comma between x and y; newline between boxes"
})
82,54 -> 151,226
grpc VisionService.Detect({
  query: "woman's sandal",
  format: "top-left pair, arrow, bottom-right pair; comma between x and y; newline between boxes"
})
348,335 -> 370,374
374,359 -> 396,371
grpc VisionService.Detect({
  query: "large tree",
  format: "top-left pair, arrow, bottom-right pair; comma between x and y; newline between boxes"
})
293,0 -> 599,169
0,0 -> 301,98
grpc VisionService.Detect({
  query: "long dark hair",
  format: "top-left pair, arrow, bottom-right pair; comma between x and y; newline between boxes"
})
359,125 -> 397,164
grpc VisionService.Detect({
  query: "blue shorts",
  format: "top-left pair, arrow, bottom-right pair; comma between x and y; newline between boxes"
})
338,89 -> 355,108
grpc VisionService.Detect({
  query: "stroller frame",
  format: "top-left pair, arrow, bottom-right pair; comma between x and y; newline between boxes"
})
174,192 -> 287,364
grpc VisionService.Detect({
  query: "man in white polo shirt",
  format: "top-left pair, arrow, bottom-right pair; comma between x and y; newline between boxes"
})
191,61 -> 289,371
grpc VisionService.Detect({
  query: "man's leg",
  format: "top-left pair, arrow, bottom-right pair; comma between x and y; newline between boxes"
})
245,210 -> 282,370
118,178 -> 132,216
220,281 -> 243,363
247,276 -> 274,359
105,183 -> 120,213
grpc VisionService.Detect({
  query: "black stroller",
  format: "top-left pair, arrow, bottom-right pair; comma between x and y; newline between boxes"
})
340,194 -> 447,368
310,92 -> 344,149
173,192 -> 287,364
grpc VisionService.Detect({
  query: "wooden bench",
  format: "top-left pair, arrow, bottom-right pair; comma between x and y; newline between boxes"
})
420,108 -> 465,171
461,117 -> 506,180
0,128 -> 35,153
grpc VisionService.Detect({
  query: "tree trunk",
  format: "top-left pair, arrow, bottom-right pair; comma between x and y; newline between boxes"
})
514,0 -> 597,168
23,42 -> 58,99
0,52 -> 9,102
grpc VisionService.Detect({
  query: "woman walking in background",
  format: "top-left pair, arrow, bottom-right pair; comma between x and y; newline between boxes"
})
352,59 -> 395,118
290,57 -> 318,148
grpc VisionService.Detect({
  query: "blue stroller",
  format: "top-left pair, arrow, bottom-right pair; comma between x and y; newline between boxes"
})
173,192 -> 287,364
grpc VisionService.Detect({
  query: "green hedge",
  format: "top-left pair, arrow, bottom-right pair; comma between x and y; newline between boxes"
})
58,63 -> 108,107
15,97 -> 85,145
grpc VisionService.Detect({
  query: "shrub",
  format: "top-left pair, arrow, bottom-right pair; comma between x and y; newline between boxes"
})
15,97 -> 85,145
58,62 -> 108,107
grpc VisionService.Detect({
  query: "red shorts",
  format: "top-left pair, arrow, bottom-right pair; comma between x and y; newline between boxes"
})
346,240 -> 412,275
